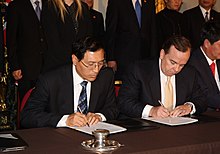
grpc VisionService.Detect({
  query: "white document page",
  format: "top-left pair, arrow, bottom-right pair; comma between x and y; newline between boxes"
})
144,117 -> 198,126
67,122 -> 127,135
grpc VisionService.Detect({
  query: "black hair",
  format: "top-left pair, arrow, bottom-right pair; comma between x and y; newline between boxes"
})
72,36 -> 104,61
162,35 -> 191,54
200,21 -> 220,45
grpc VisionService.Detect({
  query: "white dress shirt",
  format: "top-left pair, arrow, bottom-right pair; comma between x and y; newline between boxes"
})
132,0 -> 142,8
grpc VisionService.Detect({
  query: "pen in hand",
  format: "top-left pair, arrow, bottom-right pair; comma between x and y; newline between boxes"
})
158,100 -> 164,107
77,106 -> 90,127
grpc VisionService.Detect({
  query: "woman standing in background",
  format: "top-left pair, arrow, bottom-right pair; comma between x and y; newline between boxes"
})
42,0 -> 92,72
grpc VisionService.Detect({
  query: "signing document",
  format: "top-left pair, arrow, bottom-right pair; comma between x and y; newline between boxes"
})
67,122 -> 127,135
144,116 -> 198,126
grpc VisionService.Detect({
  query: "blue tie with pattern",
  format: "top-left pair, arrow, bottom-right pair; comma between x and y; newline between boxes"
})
135,0 -> 141,28
77,81 -> 88,114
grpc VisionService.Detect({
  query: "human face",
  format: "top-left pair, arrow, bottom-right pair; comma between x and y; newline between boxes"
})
160,45 -> 191,76
73,49 -> 105,81
199,0 -> 215,10
165,0 -> 182,11
204,39 -> 220,60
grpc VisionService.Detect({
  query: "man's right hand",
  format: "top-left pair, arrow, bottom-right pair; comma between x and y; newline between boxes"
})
12,70 -> 22,80
107,61 -> 117,72
66,112 -> 88,127
149,106 -> 170,118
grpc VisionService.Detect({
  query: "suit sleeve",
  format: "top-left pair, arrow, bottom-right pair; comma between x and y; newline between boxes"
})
117,64 -> 146,118
20,75 -> 63,128
96,69 -> 119,120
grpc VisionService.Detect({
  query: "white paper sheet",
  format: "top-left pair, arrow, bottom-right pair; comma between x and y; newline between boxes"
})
144,117 -> 198,126
67,122 -> 127,135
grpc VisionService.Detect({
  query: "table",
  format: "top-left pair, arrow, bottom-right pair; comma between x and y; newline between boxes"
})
1,111 -> 220,154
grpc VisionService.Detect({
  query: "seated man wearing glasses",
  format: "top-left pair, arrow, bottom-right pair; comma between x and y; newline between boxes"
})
21,37 -> 118,128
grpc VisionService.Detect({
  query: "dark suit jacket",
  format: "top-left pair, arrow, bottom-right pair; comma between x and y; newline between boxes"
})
181,6 -> 220,50
118,60 -> 207,118
188,48 -> 220,109
6,0 -> 46,80
156,7 -> 182,49
20,65 -> 118,128
105,0 -> 157,79
89,8 -> 105,43
41,1 -> 92,73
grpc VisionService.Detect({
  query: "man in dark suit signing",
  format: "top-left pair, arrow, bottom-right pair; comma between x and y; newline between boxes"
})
118,36 -> 207,119
188,21 -> 220,110
21,37 -> 118,128
181,0 -> 220,50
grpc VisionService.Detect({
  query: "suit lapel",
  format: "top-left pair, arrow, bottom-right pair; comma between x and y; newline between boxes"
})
149,62 -> 161,103
89,82 -> 98,112
127,0 -> 141,29
196,6 -> 206,22
197,49 -> 217,87
25,0 -> 41,22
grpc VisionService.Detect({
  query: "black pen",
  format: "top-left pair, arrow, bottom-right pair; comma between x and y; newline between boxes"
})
158,100 -> 165,107
77,106 -> 90,127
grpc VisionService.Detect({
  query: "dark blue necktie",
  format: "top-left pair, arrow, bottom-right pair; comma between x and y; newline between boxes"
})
135,0 -> 141,28
34,0 -> 41,20
77,81 -> 88,114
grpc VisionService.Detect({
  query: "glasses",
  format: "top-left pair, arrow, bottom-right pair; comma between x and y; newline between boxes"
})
80,59 -> 106,69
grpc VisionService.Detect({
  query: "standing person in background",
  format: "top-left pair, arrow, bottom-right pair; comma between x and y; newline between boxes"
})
105,0 -> 157,80
41,0 -> 92,73
0,12 -> 3,78
181,0 -> 220,50
6,0 -> 46,102
82,0 -> 105,43
156,0 -> 183,49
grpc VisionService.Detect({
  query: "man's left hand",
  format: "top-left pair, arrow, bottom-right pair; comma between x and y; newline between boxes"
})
86,112 -> 102,126
170,104 -> 192,117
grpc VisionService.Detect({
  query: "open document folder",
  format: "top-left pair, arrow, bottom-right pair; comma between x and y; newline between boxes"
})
67,122 -> 127,135
0,133 -> 28,152
144,116 -> 198,126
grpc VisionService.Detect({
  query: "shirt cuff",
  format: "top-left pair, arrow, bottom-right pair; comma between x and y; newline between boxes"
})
95,113 -> 106,121
141,105 -> 153,118
56,115 -> 69,127
184,102 -> 196,114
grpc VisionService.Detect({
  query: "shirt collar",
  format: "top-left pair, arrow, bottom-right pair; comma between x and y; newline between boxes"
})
72,65 -> 89,86
200,47 -> 216,65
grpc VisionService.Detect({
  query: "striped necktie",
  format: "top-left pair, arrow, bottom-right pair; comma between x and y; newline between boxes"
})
77,81 -> 88,114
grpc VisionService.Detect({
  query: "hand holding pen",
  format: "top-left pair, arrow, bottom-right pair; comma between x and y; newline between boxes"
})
77,106 -> 90,127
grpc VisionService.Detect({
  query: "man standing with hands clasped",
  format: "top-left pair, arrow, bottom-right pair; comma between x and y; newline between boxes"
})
21,37 -> 118,128
118,35 -> 207,119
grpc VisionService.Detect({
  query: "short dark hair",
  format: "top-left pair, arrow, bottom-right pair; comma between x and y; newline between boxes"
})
200,21 -> 220,45
72,36 -> 104,61
162,35 -> 191,54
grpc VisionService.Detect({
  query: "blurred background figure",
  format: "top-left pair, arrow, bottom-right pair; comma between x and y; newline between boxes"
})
156,0 -> 183,49
181,0 -> 220,50
41,0 -> 92,73
105,0 -> 157,80
82,0 -> 105,44
6,0 -> 46,102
